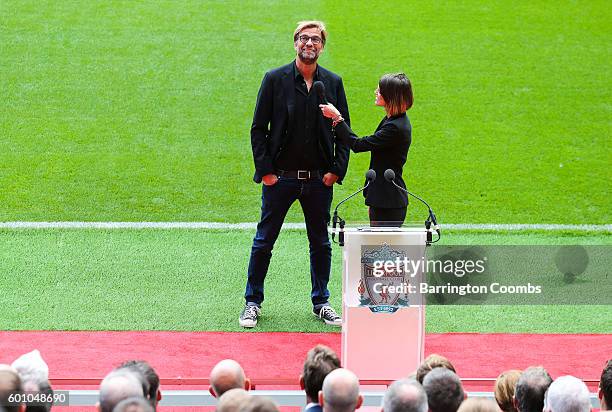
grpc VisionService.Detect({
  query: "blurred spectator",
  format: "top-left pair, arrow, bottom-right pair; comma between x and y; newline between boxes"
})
97,370 -> 146,412
12,351 -> 53,412
210,360 -> 251,398
22,381 -> 52,412
0,366 -> 24,412
216,388 -> 250,412
11,351 -> 48,388
381,378 -> 427,412
513,366 -> 552,412
319,369 -> 362,412
457,398 -> 500,412
494,370 -> 521,412
543,375 -> 591,412
422,367 -> 465,412
118,360 -> 161,409
416,354 -> 456,384
112,397 -> 153,412
600,360 -> 612,411
300,345 -> 340,412
239,396 -> 279,412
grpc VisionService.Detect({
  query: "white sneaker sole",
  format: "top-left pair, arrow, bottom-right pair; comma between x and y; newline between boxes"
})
239,318 -> 257,328
313,312 -> 342,326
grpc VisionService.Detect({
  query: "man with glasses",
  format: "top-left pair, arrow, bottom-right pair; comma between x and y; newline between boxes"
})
241,20 -> 350,328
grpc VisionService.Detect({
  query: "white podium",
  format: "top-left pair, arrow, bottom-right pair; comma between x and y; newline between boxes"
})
341,227 -> 427,380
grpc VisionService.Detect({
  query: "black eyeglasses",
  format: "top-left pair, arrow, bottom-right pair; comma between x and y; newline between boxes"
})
298,35 -> 322,45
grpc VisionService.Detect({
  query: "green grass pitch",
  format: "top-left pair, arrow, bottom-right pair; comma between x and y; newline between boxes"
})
0,1 -> 610,333
0,229 -> 610,333
1,1 -> 610,223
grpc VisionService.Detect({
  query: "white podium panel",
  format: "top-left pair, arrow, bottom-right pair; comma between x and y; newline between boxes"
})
341,228 -> 426,380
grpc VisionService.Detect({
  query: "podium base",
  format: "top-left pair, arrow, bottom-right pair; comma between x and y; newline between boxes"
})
341,228 -> 427,380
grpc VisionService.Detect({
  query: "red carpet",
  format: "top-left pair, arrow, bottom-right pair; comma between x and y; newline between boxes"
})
1,331 -> 609,410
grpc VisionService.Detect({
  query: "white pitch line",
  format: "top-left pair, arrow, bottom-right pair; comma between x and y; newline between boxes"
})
0,222 -> 610,231
443,224 -> 612,231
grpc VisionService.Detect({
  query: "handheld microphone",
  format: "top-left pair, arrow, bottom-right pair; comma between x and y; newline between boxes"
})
313,81 -> 328,104
332,169 -> 376,246
384,169 -> 440,241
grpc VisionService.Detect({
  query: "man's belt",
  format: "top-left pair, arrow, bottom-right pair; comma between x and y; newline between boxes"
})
277,170 -> 322,180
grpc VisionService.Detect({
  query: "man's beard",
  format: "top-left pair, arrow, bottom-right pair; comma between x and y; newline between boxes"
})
298,48 -> 319,65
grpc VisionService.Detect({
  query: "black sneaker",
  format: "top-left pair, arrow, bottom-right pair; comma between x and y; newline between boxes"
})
239,305 -> 260,328
313,305 -> 342,326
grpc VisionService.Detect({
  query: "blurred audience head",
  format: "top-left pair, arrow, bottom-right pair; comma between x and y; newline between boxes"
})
0,366 -> 24,412
319,368 -> 363,412
513,366 -> 552,412
210,360 -> 250,398
22,381 -> 53,412
494,369 -> 522,412
11,351 -> 48,388
118,360 -> 161,408
11,351 -> 53,412
113,397 -> 154,412
216,388 -> 250,412
543,375 -> 591,412
457,398 -> 500,412
416,354 -> 456,384
300,345 -> 341,404
381,378 -> 427,412
238,396 -> 279,412
422,367 -> 465,412
600,360 -> 612,411
97,369 -> 145,412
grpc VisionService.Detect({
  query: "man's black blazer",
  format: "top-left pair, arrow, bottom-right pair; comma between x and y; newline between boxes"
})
250,61 -> 350,183
334,113 -> 411,208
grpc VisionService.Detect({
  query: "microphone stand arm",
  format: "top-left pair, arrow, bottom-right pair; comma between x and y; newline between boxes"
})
390,180 -> 441,245
335,180 -> 371,212
332,181 -> 372,246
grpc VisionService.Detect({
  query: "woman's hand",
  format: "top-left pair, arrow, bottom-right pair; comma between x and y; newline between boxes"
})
319,103 -> 341,119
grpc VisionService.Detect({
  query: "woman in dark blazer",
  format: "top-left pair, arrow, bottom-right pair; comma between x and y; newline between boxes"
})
320,73 -> 413,227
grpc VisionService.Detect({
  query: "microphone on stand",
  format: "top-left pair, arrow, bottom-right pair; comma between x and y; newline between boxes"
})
384,169 -> 440,243
365,169 -> 376,184
332,169 -> 376,246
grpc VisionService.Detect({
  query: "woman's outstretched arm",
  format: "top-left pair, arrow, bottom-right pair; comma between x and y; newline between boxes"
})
320,103 -> 402,153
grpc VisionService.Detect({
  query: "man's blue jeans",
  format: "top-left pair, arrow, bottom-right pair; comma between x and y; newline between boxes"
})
245,176 -> 333,308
